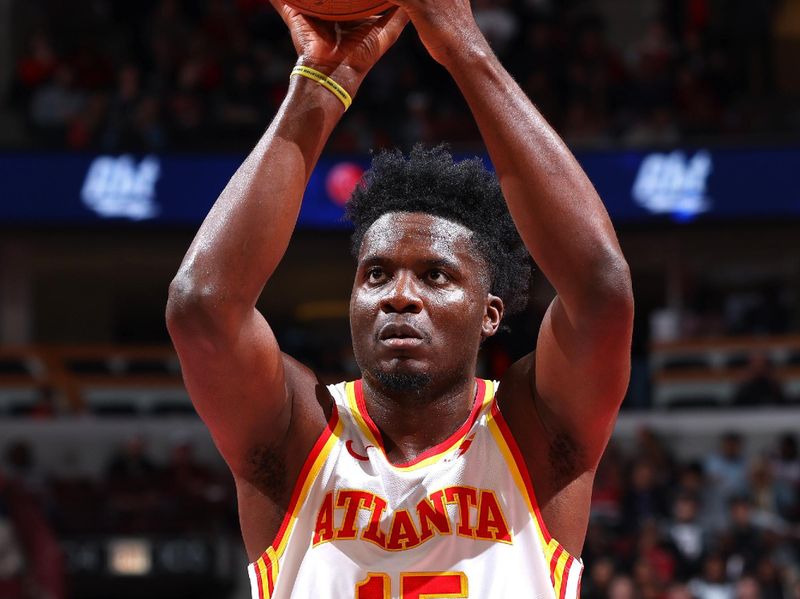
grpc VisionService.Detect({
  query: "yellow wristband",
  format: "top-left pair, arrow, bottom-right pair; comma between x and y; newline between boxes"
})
290,66 -> 353,111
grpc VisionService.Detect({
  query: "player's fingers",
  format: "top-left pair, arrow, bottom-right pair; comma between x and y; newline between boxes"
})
374,7 -> 410,47
381,0 -> 420,11
373,5 -> 408,27
267,0 -> 298,26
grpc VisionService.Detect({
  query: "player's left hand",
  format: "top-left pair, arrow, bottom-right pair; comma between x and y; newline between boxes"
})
385,0 -> 486,67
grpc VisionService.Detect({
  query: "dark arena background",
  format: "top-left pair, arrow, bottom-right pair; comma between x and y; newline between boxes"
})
1,1 -> 800,598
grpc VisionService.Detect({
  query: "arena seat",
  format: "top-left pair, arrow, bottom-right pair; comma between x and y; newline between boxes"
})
650,335 -> 800,408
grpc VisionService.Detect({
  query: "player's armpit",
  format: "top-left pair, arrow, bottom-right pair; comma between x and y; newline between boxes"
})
496,354 -> 597,557
533,280 -> 633,470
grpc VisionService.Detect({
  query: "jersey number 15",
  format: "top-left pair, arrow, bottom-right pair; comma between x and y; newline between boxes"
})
356,571 -> 468,599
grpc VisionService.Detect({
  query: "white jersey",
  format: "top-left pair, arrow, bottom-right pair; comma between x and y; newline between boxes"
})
248,379 -> 583,599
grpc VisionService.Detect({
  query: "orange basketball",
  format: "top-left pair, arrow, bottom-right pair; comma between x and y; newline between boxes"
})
281,0 -> 393,20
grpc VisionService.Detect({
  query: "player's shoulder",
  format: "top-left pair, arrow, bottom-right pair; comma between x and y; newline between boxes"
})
281,351 -> 316,381
281,352 -> 335,423
495,350 -> 536,411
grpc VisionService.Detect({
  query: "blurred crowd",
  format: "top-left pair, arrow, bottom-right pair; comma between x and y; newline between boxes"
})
0,435 -> 236,599
5,0 -> 797,153
584,430 -> 800,599
677,282 -> 799,341
1,428 -> 798,598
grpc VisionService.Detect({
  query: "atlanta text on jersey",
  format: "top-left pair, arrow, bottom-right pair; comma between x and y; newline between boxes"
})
312,486 -> 512,551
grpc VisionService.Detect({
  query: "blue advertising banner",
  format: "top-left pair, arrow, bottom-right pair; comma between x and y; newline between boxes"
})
0,148 -> 798,227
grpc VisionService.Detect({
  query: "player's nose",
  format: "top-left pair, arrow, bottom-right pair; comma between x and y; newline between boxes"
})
380,270 -> 422,314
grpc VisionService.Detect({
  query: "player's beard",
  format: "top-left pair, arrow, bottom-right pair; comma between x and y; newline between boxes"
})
372,369 -> 431,393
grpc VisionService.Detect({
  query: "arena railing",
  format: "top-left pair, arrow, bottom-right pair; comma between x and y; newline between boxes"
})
0,345 -> 187,415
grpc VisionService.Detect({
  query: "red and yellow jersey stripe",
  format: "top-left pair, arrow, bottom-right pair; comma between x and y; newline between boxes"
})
346,379 -> 493,471
248,407 -> 343,598
486,399 -> 583,599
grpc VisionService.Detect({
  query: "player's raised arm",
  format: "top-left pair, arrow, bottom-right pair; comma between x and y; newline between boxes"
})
165,3 -> 408,479
392,0 -> 633,465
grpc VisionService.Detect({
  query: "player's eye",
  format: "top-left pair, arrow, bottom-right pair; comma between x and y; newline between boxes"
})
427,269 -> 448,283
366,267 -> 385,282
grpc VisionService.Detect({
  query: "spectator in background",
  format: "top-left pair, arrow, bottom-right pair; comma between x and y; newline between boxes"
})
147,0 -> 192,71
723,495 -> 768,574
623,105 -> 681,147
753,558 -> 784,599
772,434 -> 800,486
674,461 -> 710,508
513,20 -> 563,91
669,493 -> 708,578
581,519 -> 617,579
748,457 -> 795,522
636,427 -> 676,478
735,577 -> 763,599
132,95 -> 168,151
624,19 -> 679,145
167,58 -> 209,148
47,448 -> 103,535
635,519 -> 677,594
68,43 -> 114,94
562,98 -> 612,147
561,21 -> 623,148
673,31 -> 721,136
723,0 -> 778,97
705,432 -> 749,529
608,575 -> 639,599
631,556 -> 663,599
0,465 -> 64,599
29,66 -> 86,144
159,436 -> 234,532
14,32 -> 58,107
689,553 -> 734,599
591,443 -> 625,525
214,58 -> 265,145
667,582 -> 696,599
622,459 -> 671,533
473,0 -> 519,58
4,441 -> 46,501
770,434 -> 800,522
101,64 -> 167,152
105,434 -> 162,532
733,354 -> 786,406
0,474 -> 27,598
66,93 -> 108,150
106,434 -> 157,480
583,556 -> 617,599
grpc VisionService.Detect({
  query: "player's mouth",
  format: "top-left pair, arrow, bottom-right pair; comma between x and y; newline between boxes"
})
377,323 -> 426,349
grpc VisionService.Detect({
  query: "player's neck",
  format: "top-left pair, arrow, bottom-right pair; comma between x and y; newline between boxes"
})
360,374 -> 478,466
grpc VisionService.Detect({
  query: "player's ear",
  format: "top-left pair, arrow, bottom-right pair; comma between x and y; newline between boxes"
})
481,294 -> 503,338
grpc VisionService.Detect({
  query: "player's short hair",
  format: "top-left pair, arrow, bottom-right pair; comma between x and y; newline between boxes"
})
346,145 -> 532,317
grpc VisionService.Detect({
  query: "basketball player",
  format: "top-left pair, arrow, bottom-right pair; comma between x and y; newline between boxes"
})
166,0 -> 633,595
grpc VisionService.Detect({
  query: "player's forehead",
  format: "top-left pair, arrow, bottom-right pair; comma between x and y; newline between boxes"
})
357,212 -> 476,263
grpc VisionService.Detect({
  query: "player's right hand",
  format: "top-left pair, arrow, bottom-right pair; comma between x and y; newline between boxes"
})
269,0 -> 409,94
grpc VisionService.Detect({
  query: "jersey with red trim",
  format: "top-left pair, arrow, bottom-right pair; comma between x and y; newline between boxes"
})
248,379 -> 583,599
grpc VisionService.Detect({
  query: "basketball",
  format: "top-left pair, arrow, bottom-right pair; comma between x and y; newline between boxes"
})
280,0 -> 393,20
